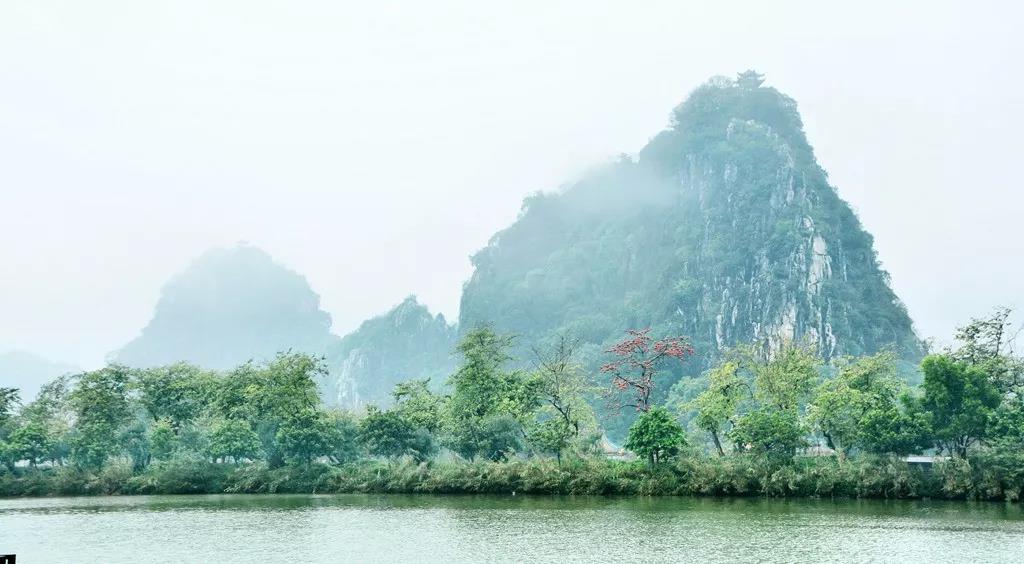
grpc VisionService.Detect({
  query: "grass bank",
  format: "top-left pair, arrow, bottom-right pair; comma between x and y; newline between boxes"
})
3,455 -> 1022,502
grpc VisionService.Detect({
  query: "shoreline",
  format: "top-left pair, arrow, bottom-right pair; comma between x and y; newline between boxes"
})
3,456 -> 1021,502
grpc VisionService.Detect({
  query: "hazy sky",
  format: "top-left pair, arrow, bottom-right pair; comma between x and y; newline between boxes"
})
1,1 -> 1021,369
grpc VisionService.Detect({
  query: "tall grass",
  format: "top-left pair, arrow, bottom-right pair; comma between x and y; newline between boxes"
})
3,455 -> 1022,501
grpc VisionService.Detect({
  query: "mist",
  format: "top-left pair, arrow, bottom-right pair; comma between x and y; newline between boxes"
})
1,0 -> 1021,369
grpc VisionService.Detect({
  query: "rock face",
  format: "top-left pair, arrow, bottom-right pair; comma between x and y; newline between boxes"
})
323,296 -> 457,408
458,73 -> 923,376
113,245 -> 338,370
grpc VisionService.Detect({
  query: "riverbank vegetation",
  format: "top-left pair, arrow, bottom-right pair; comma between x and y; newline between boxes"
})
1,310 -> 1021,501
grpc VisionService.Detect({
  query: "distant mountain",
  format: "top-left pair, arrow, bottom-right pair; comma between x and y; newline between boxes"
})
0,350 -> 79,401
323,296 -> 456,408
113,245 -> 339,370
113,72 -> 924,424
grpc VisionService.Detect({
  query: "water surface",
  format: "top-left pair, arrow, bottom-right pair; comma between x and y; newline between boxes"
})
2,494 -> 1022,563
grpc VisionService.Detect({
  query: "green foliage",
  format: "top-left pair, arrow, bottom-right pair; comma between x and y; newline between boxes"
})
207,419 -> 262,462
527,335 -> 598,461
149,420 -> 177,461
7,421 -> 52,466
746,343 -> 819,411
276,408 -> 341,464
4,309 -> 1022,503
359,406 -> 433,461
68,366 -> 132,469
919,354 -> 1001,456
808,352 -> 929,456
692,361 -> 746,455
135,363 -> 214,430
624,407 -> 687,465
443,327 -> 538,460
728,408 -> 804,462
391,379 -> 444,433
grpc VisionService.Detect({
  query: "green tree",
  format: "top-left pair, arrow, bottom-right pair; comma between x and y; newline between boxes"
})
692,361 -> 746,455
324,410 -> 361,463
359,406 -> 435,462
951,308 -> 1022,396
0,387 -> 20,470
748,343 -> 819,411
443,327 -> 538,460
391,379 -> 444,433
527,335 -> 597,462
67,366 -> 132,469
276,408 -> 340,465
213,352 -> 323,467
8,421 -> 52,467
624,406 -> 687,465
919,354 -> 1001,457
149,419 -> 178,461
18,377 -> 72,465
136,363 -> 215,431
122,420 -> 151,471
207,418 -> 261,463
727,408 -> 804,462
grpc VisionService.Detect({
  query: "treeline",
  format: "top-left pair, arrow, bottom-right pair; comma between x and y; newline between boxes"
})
1,310 -> 1022,501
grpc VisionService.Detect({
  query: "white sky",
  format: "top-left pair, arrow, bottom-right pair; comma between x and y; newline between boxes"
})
1,1 -> 1021,369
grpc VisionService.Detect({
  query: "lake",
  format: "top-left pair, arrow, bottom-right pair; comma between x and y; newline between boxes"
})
2,494 -> 1022,563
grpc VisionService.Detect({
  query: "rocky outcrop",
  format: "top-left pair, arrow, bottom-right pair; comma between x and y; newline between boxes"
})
323,296 -> 457,408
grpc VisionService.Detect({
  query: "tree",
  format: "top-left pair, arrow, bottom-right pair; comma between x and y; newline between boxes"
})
950,308 -> 1022,396
919,354 -> 1001,457
692,361 -> 746,456
68,366 -> 132,469
136,363 -> 215,431
149,419 -> 178,461
527,335 -> 597,462
359,406 -> 434,461
19,377 -> 72,465
213,352 -> 324,467
324,410 -> 361,464
444,327 -> 538,460
624,406 -> 687,465
748,343 -> 819,411
391,379 -> 444,434
0,387 -> 19,430
207,419 -> 261,463
8,421 -> 52,467
0,387 -> 19,470
276,409 -> 340,465
600,329 -> 692,413
728,408 -> 804,462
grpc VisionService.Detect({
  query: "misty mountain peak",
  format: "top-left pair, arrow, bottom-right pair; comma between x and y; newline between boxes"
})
113,244 -> 337,369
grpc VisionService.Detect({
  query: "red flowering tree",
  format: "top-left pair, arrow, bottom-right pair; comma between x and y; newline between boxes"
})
601,329 -> 693,413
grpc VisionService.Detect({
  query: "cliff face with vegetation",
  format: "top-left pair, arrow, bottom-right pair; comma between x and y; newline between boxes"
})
458,72 -> 923,382
114,245 -> 339,370
323,296 -> 457,408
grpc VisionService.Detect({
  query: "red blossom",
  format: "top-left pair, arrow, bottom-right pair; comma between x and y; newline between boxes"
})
600,329 -> 694,413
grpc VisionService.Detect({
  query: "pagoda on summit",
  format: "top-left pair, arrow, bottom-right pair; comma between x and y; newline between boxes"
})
736,70 -> 765,89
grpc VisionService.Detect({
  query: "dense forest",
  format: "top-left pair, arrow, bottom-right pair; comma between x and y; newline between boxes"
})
1,308 -> 1021,501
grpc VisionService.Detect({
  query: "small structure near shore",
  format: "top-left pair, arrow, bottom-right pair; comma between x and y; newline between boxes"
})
904,455 -> 942,471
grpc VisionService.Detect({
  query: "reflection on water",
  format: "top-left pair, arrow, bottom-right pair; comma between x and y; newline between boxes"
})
2,494 -> 1022,563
